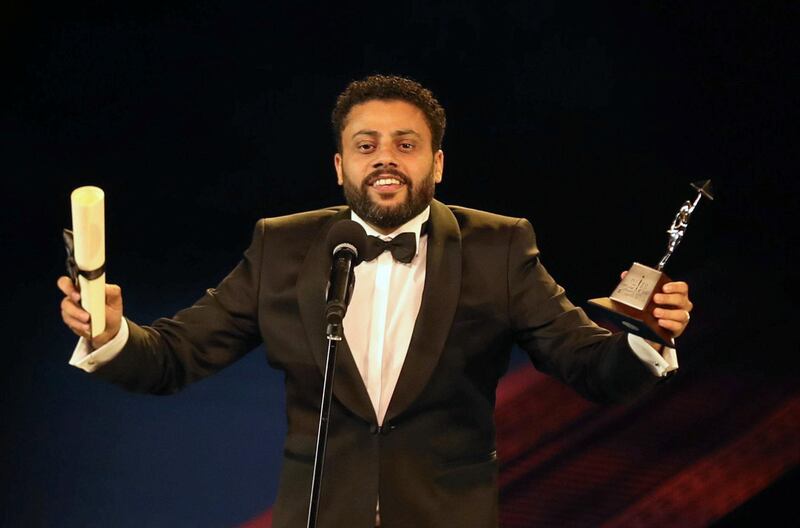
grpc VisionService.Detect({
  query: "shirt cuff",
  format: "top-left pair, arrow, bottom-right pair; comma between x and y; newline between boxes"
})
68,318 -> 130,373
627,333 -> 679,377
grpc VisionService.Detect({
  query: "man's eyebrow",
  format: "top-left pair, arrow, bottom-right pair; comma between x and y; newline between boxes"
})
352,129 -> 378,139
392,129 -> 421,137
350,129 -> 422,139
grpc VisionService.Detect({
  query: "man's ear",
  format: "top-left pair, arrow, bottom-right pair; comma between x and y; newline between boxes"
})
334,153 -> 344,186
434,149 -> 444,184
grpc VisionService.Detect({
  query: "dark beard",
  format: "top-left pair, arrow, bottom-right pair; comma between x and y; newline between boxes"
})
343,166 -> 435,230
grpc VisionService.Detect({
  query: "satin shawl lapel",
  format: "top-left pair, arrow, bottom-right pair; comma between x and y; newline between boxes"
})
386,200 -> 462,422
296,207 -> 377,424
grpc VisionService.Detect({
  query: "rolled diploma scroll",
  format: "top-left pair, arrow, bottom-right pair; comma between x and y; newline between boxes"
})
70,186 -> 106,337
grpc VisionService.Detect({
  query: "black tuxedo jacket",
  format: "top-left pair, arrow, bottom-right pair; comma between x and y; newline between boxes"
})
93,200 -> 661,527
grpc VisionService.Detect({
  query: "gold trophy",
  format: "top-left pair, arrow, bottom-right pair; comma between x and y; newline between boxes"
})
587,180 -> 713,346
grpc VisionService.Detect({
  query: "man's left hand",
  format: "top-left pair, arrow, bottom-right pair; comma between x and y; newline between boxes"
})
621,271 -> 694,350
652,281 -> 693,339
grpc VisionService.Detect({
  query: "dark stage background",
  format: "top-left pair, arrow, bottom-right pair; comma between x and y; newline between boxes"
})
2,1 -> 796,526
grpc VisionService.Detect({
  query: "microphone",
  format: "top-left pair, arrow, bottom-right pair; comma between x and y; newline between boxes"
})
324,220 -> 368,333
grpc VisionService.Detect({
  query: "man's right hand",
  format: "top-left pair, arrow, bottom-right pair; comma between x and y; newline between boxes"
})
57,276 -> 124,349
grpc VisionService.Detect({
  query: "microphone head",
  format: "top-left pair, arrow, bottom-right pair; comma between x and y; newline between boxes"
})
325,219 -> 368,262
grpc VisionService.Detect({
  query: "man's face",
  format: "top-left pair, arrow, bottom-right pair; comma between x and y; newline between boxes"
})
335,99 -> 444,233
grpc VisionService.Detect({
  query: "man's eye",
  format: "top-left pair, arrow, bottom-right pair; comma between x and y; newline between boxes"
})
357,144 -> 375,152
399,143 -> 414,151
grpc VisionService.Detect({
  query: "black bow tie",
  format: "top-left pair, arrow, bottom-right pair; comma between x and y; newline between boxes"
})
363,232 -> 417,263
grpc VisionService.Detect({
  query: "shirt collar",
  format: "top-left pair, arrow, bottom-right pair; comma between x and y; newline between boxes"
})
351,205 -> 431,256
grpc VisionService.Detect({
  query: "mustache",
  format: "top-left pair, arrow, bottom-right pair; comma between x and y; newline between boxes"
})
364,167 -> 411,187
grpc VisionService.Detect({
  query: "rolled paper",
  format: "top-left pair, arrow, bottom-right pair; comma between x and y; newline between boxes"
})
70,186 -> 106,337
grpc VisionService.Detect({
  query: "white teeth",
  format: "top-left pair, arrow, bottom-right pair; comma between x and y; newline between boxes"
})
374,178 -> 401,186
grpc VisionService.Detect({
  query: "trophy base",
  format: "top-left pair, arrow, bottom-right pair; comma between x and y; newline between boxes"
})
587,262 -> 674,347
586,297 -> 674,347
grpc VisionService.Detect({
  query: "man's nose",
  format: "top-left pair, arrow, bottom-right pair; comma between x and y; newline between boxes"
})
372,143 -> 398,168
372,159 -> 398,169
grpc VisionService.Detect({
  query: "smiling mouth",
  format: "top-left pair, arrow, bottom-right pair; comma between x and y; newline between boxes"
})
370,177 -> 404,188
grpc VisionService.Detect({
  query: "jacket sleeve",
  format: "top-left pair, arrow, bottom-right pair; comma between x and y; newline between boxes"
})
507,218 -> 659,403
91,220 -> 266,394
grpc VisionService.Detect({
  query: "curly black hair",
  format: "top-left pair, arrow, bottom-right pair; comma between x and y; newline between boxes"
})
331,74 -> 446,152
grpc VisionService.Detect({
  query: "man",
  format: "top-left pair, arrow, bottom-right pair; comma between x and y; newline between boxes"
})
58,75 -> 692,527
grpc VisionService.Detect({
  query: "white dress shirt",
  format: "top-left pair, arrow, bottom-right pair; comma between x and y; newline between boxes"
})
345,207 -> 430,425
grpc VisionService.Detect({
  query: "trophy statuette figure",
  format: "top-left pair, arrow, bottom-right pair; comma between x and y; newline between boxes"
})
587,180 -> 713,346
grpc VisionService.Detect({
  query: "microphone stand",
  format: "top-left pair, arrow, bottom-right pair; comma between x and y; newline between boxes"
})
307,252 -> 356,528
306,322 -> 342,528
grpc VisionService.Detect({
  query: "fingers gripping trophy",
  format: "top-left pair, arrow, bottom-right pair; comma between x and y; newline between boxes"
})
588,180 -> 714,346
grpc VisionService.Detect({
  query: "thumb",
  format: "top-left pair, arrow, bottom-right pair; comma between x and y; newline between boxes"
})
106,283 -> 123,309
